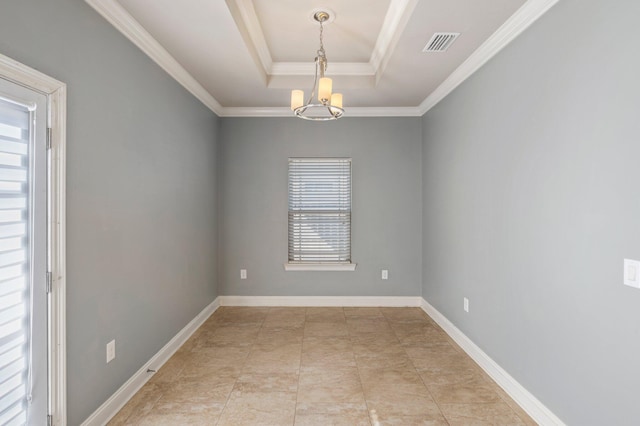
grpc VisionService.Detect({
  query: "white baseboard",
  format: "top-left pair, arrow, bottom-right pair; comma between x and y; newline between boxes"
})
218,295 -> 422,307
80,297 -> 221,426
420,298 -> 565,426
84,296 -> 561,425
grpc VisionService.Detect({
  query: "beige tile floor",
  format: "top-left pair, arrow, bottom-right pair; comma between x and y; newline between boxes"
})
108,307 -> 536,425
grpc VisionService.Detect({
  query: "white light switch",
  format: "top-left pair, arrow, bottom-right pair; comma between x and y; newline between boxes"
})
240,269 -> 247,280
463,297 -> 469,313
381,270 -> 388,280
106,340 -> 115,363
624,259 -> 640,289
629,264 -> 637,281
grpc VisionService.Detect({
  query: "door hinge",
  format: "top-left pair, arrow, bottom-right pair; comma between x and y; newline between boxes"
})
46,272 -> 53,294
47,414 -> 53,426
46,127 -> 52,150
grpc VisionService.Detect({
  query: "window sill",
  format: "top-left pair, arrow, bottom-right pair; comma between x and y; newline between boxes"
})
284,263 -> 357,272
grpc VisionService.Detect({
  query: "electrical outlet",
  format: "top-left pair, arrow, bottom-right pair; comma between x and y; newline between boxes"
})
381,269 -> 388,280
106,339 -> 116,363
240,269 -> 247,280
463,297 -> 469,313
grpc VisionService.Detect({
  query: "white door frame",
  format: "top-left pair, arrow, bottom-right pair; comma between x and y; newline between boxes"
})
0,53 -> 67,426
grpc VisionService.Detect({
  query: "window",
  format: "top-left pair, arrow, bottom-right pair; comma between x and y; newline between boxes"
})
286,158 -> 355,271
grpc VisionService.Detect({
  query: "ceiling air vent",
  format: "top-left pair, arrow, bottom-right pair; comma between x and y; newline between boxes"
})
423,32 -> 460,52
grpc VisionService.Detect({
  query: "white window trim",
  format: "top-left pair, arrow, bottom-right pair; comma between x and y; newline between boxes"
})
287,157 -> 354,271
0,53 -> 67,426
284,263 -> 357,272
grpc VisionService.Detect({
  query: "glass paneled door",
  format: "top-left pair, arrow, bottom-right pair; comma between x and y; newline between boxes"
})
0,78 -> 48,425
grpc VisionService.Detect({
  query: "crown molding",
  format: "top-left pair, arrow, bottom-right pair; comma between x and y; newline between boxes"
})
85,0 -> 224,115
227,0 -> 414,82
220,106 -> 423,118
337,106 -> 423,117
370,0 -> 420,84
221,107 -> 292,117
225,0 -> 270,84
418,0 -> 560,115
86,0 -> 559,118
271,62 -> 375,77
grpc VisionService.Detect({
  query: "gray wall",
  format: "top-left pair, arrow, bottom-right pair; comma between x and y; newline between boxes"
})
5,0 -> 638,423
218,117 -> 422,297
0,1 -> 219,424
421,0 -> 640,424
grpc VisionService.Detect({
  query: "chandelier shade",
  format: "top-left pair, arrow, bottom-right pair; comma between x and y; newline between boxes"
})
290,11 -> 344,121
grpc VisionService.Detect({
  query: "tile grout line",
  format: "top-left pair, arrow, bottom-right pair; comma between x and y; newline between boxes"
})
476,368 -> 533,424
387,309 -> 452,426
407,310 -> 523,425
214,307 -> 268,426
407,348 -> 451,425
291,308 -> 306,426
409,325 -> 451,424
344,309 -> 373,426
353,312 -> 388,426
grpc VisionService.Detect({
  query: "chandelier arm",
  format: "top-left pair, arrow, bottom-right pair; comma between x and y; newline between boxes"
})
293,103 -> 344,121
306,56 -> 320,106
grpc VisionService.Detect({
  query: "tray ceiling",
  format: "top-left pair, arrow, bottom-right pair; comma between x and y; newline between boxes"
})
86,0 -> 559,117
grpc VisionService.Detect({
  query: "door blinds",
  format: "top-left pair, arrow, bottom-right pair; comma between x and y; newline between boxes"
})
288,158 -> 351,263
0,97 -> 31,425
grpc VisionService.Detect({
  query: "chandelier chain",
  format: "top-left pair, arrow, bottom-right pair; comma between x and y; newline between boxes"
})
318,19 -> 328,77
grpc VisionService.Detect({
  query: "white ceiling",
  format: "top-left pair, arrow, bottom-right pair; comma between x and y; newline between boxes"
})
86,0 -> 559,117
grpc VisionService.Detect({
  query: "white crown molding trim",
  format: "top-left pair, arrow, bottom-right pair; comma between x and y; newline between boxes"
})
225,0 -> 271,83
345,106 -> 423,117
227,0 -> 400,80
80,298 -> 221,426
84,0 -> 224,115
420,298 -> 566,426
370,0 -> 420,85
219,296 -> 422,307
86,0 -> 559,119
220,106 -> 423,118
418,0 -> 560,115
220,107 -> 292,117
271,62 -> 375,77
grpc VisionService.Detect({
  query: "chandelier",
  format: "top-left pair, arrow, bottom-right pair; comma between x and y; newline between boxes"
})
290,11 -> 344,121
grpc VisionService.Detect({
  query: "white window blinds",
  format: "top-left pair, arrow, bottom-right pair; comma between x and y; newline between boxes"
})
288,158 -> 352,263
0,98 -> 31,426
